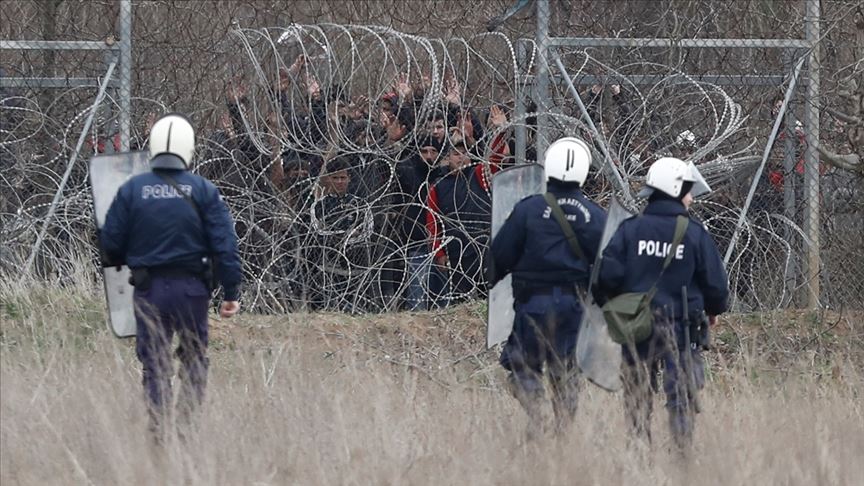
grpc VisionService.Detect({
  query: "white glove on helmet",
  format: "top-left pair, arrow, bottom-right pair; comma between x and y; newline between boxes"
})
544,137 -> 592,184
149,113 -> 196,169
638,157 -> 711,198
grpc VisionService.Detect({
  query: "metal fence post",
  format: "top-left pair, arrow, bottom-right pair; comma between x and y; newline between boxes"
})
534,0 -> 551,162
723,56 -> 806,267
782,50 -> 800,302
803,0 -> 821,309
515,39 -> 527,165
118,0 -> 133,152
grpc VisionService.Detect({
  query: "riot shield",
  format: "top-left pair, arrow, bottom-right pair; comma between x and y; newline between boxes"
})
89,151 -> 150,338
486,163 -> 545,348
575,196 -> 635,392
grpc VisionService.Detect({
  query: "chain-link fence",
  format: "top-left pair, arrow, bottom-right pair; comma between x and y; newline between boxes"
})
2,0 -> 861,313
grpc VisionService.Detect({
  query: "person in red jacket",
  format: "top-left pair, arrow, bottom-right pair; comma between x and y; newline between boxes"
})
425,135 -> 502,302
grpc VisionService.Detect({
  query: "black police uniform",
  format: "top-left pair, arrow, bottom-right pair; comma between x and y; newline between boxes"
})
101,162 -> 242,434
490,179 -> 607,431
596,197 -> 728,447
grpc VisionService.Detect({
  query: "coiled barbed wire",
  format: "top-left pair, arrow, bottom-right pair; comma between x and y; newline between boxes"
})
3,24 -> 860,313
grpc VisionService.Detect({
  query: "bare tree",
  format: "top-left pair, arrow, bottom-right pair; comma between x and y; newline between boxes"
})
818,6 -> 863,174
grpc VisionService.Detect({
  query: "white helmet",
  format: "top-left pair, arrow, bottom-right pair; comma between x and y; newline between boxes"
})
149,113 -> 196,169
544,137 -> 592,184
638,157 -> 711,198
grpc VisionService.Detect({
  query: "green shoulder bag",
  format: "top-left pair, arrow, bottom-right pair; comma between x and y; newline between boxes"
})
602,215 -> 689,345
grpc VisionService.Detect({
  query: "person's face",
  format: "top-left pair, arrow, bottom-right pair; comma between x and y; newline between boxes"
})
326,170 -> 350,195
772,99 -> 783,116
286,165 -> 309,181
420,146 -> 439,164
447,149 -> 470,170
682,191 -> 694,209
427,119 -> 446,142
380,99 -> 394,116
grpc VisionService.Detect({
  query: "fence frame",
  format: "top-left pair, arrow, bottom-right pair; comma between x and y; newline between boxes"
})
0,0 -> 132,151
523,0 -> 822,309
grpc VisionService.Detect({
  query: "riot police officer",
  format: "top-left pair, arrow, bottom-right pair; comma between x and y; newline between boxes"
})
100,113 -> 242,440
489,137 -> 607,436
595,157 -> 728,451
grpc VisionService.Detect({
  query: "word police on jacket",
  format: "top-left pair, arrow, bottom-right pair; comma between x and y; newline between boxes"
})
141,183 -> 193,200
637,240 -> 685,259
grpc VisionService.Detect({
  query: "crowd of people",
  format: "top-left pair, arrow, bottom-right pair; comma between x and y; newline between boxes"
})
179,55 -> 733,313
5,53 -> 788,313
189,55 -> 525,312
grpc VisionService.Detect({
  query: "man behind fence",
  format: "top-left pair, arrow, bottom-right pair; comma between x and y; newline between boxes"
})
488,137 -> 607,438
594,157 -> 728,453
100,113 -> 242,443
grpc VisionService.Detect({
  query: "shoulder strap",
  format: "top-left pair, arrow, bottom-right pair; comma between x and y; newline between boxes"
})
662,215 -> 689,271
646,215 -> 689,296
543,192 -> 586,262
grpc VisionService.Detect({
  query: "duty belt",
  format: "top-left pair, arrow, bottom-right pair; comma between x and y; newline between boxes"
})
147,267 -> 201,279
514,284 -> 579,302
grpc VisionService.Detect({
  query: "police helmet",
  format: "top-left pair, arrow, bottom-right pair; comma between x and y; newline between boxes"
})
544,137 -> 592,185
638,157 -> 711,199
149,113 -> 196,169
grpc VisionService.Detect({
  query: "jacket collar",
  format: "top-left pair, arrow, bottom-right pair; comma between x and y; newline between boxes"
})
643,199 -> 689,216
547,180 -> 583,196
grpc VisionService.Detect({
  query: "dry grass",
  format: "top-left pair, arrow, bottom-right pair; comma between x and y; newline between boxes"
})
2,277 -> 863,485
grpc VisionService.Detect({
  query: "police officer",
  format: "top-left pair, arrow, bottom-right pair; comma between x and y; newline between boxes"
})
489,137 -> 607,436
595,157 -> 728,451
100,113 -> 242,440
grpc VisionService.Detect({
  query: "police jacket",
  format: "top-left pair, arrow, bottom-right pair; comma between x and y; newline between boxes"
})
101,168 -> 243,301
595,198 -> 729,320
490,180 -> 607,292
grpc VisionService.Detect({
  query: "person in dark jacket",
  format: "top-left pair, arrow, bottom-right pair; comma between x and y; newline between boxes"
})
309,157 -> 374,311
426,136 -> 498,303
100,113 -> 242,442
397,135 -> 445,310
489,137 -> 607,437
595,157 -> 729,452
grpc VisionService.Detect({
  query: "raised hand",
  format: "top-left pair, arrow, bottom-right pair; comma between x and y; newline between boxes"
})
289,54 -> 307,75
305,72 -> 321,99
444,77 -> 462,106
488,105 -> 508,127
218,111 -> 235,137
379,110 -> 394,128
394,73 -> 413,99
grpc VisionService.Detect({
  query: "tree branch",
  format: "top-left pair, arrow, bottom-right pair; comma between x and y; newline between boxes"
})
826,106 -> 863,125
817,145 -> 862,173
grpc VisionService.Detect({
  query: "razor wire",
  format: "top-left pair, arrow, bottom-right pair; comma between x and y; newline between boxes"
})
2,2 -> 862,313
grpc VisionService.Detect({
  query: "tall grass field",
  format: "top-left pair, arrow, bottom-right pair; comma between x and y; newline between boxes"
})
2,274 -> 862,485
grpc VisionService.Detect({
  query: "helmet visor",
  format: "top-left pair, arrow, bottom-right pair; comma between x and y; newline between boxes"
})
687,162 -> 711,198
